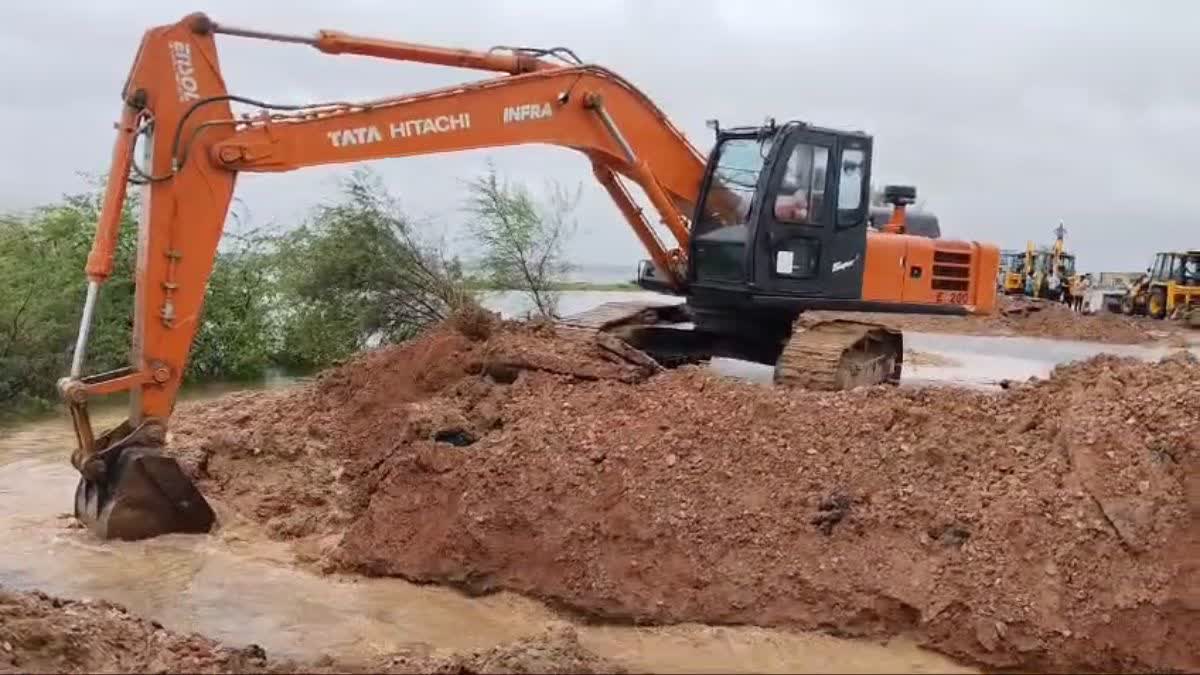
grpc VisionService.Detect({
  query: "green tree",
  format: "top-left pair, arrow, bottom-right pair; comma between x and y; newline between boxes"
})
273,167 -> 473,369
0,189 -> 138,416
0,185 -> 285,418
463,163 -> 580,318
187,230 -> 280,380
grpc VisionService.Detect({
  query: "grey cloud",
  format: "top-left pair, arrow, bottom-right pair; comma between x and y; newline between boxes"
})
2,0 -> 1197,271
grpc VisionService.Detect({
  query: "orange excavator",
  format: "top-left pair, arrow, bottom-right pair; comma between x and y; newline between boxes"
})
61,13 -> 1000,541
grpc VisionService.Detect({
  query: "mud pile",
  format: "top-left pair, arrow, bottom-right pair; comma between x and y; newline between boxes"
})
0,586 -> 275,674
815,295 -> 1185,343
0,586 -> 621,674
170,317 -> 657,548
170,319 -> 1199,673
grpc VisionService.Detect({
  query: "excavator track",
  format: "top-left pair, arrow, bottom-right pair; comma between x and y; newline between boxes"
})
773,318 -> 903,391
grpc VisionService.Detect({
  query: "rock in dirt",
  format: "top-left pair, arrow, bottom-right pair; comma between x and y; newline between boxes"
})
170,319 -> 1200,674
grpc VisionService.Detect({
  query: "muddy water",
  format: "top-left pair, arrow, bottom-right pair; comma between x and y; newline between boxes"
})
1,401 -> 974,672
484,289 -> 1199,390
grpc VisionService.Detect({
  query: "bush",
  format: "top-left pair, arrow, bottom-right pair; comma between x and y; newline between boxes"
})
0,190 -> 137,417
0,165 -> 522,418
272,167 -> 476,369
0,187 -> 282,418
463,162 -> 580,318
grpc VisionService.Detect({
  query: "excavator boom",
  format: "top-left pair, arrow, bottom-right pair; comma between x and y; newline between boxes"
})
62,13 -> 714,540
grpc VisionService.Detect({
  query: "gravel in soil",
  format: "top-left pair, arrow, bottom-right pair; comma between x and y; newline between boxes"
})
0,586 -> 621,674
169,314 -> 1200,674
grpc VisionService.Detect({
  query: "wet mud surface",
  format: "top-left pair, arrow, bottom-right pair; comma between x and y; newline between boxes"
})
161,316 -> 1200,673
813,294 -> 1195,345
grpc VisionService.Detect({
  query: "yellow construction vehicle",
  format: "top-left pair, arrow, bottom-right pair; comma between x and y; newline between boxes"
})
1120,250 -> 1200,320
1030,223 -> 1077,299
999,243 -> 1033,294
1001,225 -> 1078,299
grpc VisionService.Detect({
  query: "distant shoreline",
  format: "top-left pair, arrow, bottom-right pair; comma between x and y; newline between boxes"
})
465,280 -> 643,292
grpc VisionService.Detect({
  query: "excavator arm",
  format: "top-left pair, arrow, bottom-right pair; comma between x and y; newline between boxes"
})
62,13 -> 714,540
212,67 -> 705,259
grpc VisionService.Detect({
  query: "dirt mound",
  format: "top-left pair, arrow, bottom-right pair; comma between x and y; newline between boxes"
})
814,295 -> 1184,343
170,319 -> 657,544
0,587 -> 621,675
0,587 -> 275,674
170,320 -> 1199,673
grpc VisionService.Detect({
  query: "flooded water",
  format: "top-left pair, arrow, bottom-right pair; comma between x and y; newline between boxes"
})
11,289 -> 1187,672
483,289 -> 1198,390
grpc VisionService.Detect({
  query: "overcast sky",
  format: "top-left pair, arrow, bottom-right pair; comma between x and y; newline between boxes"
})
2,0 -> 1197,272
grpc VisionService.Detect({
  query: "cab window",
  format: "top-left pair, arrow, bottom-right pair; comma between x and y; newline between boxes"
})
1061,255 -> 1076,277
1185,256 -> 1200,285
837,148 -> 866,226
694,137 -> 774,236
773,143 -> 828,225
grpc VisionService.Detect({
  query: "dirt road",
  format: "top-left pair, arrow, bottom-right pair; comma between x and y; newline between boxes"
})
162,316 -> 1198,673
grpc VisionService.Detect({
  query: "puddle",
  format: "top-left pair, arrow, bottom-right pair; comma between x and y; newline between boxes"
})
901,331 -> 1198,389
1,389 -> 973,672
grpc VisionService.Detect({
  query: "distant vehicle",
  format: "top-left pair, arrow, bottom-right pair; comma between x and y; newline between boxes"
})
1002,225 -> 1078,299
998,245 -> 1032,294
1118,250 -> 1200,320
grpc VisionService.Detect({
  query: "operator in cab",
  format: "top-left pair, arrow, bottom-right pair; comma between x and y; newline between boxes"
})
773,145 -> 814,222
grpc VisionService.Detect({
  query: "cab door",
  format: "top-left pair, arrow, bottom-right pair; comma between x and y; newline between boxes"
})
751,130 -> 871,299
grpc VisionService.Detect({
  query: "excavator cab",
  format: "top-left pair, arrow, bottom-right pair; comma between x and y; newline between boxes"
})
638,121 -> 873,296
642,119 -> 994,316
689,122 -> 872,298
630,118 -> 996,388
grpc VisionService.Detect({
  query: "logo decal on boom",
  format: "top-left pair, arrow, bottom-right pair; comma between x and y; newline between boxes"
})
326,114 -> 472,148
503,103 -> 553,124
168,41 -> 201,103
327,126 -> 384,147
390,113 -> 471,137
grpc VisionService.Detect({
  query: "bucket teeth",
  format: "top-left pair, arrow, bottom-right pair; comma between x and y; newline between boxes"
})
75,446 -> 215,541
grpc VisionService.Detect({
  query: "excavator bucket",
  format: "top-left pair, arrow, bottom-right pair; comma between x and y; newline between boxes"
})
74,445 -> 215,541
